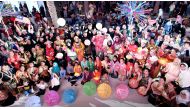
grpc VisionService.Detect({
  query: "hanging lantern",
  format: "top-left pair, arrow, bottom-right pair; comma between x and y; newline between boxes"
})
97,83 -> 112,99
96,23 -> 103,30
57,18 -> 66,26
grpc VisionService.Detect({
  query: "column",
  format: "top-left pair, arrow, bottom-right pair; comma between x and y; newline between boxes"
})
46,1 -> 58,27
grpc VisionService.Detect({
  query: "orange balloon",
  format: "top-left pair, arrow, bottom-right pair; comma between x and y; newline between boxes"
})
97,83 -> 112,99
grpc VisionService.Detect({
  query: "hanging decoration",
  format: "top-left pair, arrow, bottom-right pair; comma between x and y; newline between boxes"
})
118,1 -> 149,25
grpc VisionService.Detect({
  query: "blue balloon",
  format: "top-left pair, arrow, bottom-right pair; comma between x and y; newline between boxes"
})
62,89 -> 77,104
25,96 -> 41,107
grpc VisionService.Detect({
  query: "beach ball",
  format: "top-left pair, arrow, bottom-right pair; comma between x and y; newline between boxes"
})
44,90 -> 60,106
57,18 -> 66,26
97,83 -> 112,99
25,96 -> 41,107
83,81 -> 97,96
128,78 -> 139,89
115,84 -> 129,100
62,89 -> 77,104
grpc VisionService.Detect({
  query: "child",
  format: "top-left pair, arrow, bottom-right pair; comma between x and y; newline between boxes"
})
18,80 -> 32,96
36,80 -> 48,96
81,68 -> 91,85
93,69 -> 101,84
60,66 -> 66,79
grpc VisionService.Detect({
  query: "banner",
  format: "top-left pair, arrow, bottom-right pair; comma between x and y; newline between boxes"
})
15,15 -> 31,24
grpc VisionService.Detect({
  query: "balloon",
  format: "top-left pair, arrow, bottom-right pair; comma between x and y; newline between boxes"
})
97,83 -> 112,99
44,91 -> 60,106
115,84 -> 129,100
25,96 -> 41,107
128,78 -> 139,89
62,89 -> 77,104
83,81 -> 97,96
57,18 -> 66,26
96,23 -> 103,30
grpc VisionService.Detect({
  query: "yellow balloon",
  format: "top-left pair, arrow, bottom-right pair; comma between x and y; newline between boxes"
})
97,83 -> 112,99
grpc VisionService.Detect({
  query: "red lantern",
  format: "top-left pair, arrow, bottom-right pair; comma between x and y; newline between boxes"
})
128,78 -> 139,89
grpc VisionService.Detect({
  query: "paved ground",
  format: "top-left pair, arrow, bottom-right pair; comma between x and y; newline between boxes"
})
11,77 -> 153,107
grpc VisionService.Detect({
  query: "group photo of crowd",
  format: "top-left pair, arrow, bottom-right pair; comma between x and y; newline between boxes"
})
0,1 -> 190,107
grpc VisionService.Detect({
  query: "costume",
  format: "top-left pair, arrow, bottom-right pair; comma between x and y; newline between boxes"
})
73,37 -> 85,62
91,33 -> 105,54
46,43 -> 55,62
164,58 -> 181,83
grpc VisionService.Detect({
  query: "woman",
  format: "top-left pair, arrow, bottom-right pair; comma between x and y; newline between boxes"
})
118,58 -> 127,81
93,69 -> 101,84
138,68 -> 152,96
87,57 -> 95,73
73,61 -> 82,78
110,56 -> 120,78
73,36 -> 85,62
81,68 -> 91,85
95,56 -> 102,72
149,77 -> 176,106
7,51 -> 20,70
101,56 -> 111,74
176,90 -> 190,106
15,65 -> 29,84
0,85 -> 17,106
163,58 -> 181,83
81,57 -> 88,70
27,62 -> 39,82
36,80 -> 48,96
49,74 -> 60,91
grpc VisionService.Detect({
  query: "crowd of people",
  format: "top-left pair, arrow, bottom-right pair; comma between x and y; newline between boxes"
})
0,1 -> 190,107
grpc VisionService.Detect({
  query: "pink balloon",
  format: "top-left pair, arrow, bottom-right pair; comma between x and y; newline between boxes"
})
115,84 -> 129,100
44,91 -> 60,106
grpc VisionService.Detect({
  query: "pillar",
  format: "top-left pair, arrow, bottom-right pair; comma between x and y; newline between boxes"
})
46,1 -> 58,27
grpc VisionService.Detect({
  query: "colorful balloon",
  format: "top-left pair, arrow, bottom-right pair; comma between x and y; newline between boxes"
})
25,96 -> 41,107
62,89 -> 77,104
83,81 -> 97,96
44,91 -> 60,106
115,84 -> 129,100
97,83 -> 112,99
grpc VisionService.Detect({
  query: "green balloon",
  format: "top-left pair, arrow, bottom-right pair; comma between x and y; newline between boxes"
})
83,81 -> 97,96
